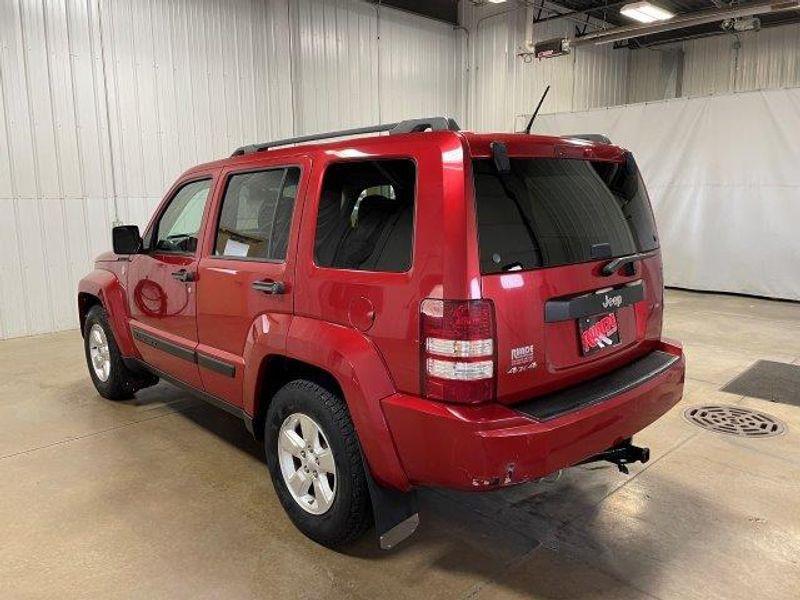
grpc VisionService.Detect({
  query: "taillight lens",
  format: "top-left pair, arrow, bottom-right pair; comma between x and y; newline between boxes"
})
420,299 -> 496,404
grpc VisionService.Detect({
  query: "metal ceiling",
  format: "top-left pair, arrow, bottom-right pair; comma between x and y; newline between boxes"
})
385,1 -> 799,47
538,0 -> 800,47
376,0 -> 459,24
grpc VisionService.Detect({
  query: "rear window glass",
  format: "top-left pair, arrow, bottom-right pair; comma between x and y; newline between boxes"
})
314,160 -> 414,272
473,156 -> 658,274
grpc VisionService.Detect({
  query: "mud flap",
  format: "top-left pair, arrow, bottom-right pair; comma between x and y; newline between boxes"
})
361,454 -> 419,550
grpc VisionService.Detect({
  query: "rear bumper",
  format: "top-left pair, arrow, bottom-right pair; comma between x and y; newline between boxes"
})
382,340 -> 685,490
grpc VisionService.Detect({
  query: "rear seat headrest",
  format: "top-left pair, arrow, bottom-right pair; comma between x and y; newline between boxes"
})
357,194 -> 399,216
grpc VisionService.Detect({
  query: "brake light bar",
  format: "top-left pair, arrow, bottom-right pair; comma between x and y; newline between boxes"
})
420,299 -> 496,404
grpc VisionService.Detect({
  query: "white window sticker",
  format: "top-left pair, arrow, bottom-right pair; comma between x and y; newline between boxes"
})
224,239 -> 250,257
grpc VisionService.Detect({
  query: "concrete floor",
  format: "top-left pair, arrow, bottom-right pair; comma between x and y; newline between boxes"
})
2,289 -> 799,599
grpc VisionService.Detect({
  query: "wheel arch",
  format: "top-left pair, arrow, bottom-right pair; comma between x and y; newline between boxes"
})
78,291 -> 101,333
78,269 -> 137,356
247,316 -> 410,491
250,355 -> 345,441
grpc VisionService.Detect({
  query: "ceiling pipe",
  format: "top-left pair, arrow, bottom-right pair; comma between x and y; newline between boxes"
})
569,0 -> 800,46
534,0 -> 630,25
476,0 -> 605,57
638,12 -> 800,47
523,5 -> 535,53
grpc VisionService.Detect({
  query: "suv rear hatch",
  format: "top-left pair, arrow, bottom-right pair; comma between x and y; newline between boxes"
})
472,145 -> 664,405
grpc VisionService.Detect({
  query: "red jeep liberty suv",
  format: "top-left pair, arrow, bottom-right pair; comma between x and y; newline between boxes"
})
78,117 -> 685,550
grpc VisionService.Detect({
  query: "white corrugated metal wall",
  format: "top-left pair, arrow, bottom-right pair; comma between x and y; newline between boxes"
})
104,0 -> 296,231
629,23 -> 800,103
464,2 -> 629,132
468,6 -> 800,126
2,0 -> 799,339
626,47 -> 683,104
0,0 -> 111,339
0,0 -> 460,339
683,23 -> 800,97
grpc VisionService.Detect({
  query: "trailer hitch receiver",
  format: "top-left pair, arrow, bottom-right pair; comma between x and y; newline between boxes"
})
579,438 -> 650,474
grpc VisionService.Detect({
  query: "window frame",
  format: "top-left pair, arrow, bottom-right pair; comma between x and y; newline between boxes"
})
311,157 -> 418,275
208,164 -> 304,264
147,176 -> 214,257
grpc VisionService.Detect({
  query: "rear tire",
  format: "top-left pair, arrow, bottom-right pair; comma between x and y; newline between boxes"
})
265,379 -> 372,548
83,305 -> 157,400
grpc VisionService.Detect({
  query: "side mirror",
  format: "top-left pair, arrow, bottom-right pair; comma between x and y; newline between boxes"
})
112,225 -> 143,255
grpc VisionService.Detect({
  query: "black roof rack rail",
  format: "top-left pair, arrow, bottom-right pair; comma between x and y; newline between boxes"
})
231,116 -> 460,156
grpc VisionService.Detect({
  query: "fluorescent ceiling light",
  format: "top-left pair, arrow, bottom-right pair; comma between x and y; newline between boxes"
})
486,0 -> 508,4
620,1 -> 674,23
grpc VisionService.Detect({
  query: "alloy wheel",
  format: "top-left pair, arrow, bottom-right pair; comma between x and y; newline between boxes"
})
88,324 -> 111,382
277,412 -> 337,515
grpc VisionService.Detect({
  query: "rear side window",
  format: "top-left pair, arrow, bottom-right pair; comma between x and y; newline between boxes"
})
473,156 -> 658,274
314,160 -> 414,272
214,167 -> 300,260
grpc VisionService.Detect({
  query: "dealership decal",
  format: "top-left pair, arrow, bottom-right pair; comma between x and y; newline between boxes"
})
581,314 -> 618,350
511,345 -> 534,364
508,344 -> 537,374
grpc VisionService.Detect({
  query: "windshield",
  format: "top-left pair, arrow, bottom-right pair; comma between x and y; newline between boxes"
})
473,155 -> 659,274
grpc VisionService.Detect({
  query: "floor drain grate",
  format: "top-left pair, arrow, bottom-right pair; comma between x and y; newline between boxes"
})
683,405 -> 786,437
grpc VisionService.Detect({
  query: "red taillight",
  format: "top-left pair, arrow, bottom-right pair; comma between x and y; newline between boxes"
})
420,299 -> 496,404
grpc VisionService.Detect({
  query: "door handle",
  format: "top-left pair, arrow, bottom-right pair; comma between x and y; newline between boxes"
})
171,269 -> 196,282
251,279 -> 286,295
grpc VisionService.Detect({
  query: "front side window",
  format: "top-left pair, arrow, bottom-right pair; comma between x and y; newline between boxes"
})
214,167 -> 300,260
473,155 -> 659,274
153,179 -> 212,254
314,160 -> 415,272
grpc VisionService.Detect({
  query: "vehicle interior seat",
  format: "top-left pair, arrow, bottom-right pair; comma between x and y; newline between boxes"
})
334,194 -> 411,271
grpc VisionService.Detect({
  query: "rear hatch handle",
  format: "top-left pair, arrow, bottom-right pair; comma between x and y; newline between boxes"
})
601,252 -> 651,276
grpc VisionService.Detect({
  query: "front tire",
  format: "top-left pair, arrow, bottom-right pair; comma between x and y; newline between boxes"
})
83,305 -> 156,400
265,380 -> 372,548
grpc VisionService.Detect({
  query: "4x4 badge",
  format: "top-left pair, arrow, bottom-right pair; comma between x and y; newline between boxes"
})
508,362 -> 537,375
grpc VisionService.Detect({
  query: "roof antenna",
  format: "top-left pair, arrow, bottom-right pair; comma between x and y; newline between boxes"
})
524,85 -> 550,134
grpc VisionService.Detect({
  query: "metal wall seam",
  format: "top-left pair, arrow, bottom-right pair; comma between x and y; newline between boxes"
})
3,0 -> 41,337
0,2 -> 18,339
145,0 -> 166,199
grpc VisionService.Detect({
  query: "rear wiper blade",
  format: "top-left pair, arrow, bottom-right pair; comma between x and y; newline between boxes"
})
601,252 -> 651,276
